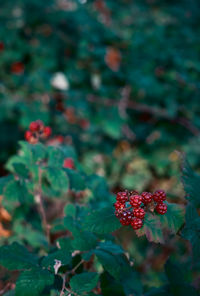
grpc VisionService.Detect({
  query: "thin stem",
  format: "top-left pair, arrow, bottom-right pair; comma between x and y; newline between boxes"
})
59,274 -> 66,296
59,259 -> 84,296
65,288 -> 79,296
87,94 -> 200,136
71,259 -> 84,274
35,167 -> 50,243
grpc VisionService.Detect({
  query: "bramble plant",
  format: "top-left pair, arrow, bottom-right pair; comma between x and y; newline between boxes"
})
0,122 -> 199,296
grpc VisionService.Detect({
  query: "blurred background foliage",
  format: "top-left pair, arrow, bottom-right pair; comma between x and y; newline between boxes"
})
1,1 -> 200,185
0,0 -> 200,292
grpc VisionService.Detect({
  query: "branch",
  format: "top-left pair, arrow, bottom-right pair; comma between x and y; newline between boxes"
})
35,167 -> 50,243
59,259 -> 84,296
87,94 -> 200,136
60,274 -> 66,296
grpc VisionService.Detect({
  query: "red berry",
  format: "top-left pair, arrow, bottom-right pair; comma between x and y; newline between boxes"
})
56,135 -> 64,143
63,158 -> 75,169
43,126 -> 52,138
115,211 -> 122,218
0,42 -> 4,52
141,192 -> 153,204
25,130 -> 32,142
153,190 -> 166,203
133,208 -> 145,219
120,210 -> 133,226
129,194 -> 142,207
79,119 -> 90,129
131,218 -> 143,230
29,121 -> 40,132
25,131 -> 38,144
116,191 -> 128,203
36,120 -> 44,132
11,61 -> 24,75
114,201 -> 125,210
120,217 -> 129,226
155,202 -> 167,215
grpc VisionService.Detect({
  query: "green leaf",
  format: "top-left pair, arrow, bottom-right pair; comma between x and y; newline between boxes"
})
12,222 -> 48,248
165,260 -> 199,296
65,169 -> 86,191
12,163 -> 29,179
45,167 -> 69,192
64,216 -> 78,234
136,213 -> 164,244
70,272 -> 99,294
95,249 -> 124,280
0,175 -> 13,194
0,242 -> 38,270
86,175 -> 111,202
19,142 -> 46,164
83,206 -> 121,234
182,204 -> 200,261
42,249 -> 71,272
100,107 -> 123,139
61,145 -> 76,159
71,230 -> 97,251
15,267 -> 54,296
64,203 -> 76,218
181,158 -> 200,207
121,270 -> 143,296
95,241 -> 129,280
56,237 -> 73,251
145,286 -> 170,296
30,143 -> 47,163
4,180 -> 33,204
100,272 -> 125,296
165,260 -> 185,286
97,241 -> 124,254
47,146 -> 65,167
158,203 -> 185,234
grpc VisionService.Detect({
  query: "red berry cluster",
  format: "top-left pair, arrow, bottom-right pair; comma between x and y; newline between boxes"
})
25,120 -> 52,144
114,189 -> 168,230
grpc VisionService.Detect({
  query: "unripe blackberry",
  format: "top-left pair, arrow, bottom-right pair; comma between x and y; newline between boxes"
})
25,130 -> 32,142
114,201 -> 125,210
36,120 -> 44,132
153,190 -> 166,203
25,131 -> 38,144
141,192 -> 153,204
116,191 -> 128,203
129,194 -> 142,207
133,208 -> 145,219
43,126 -> 52,138
29,121 -> 40,132
115,210 -> 123,219
155,202 -> 167,215
131,218 -> 143,230
120,210 -> 133,226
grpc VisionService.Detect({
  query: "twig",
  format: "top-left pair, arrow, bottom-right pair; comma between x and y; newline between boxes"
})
71,259 -> 84,274
59,274 -> 66,296
59,259 -> 84,296
118,85 -> 131,119
0,283 -> 13,295
87,94 -> 200,136
65,287 -> 79,296
35,167 -> 50,243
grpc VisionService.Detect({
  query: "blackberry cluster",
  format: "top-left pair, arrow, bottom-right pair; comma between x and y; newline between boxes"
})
114,189 -> 168,230
25,120 -> 52,144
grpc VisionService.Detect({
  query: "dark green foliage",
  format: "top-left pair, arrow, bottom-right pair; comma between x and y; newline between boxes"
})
0,0 -> 200,295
